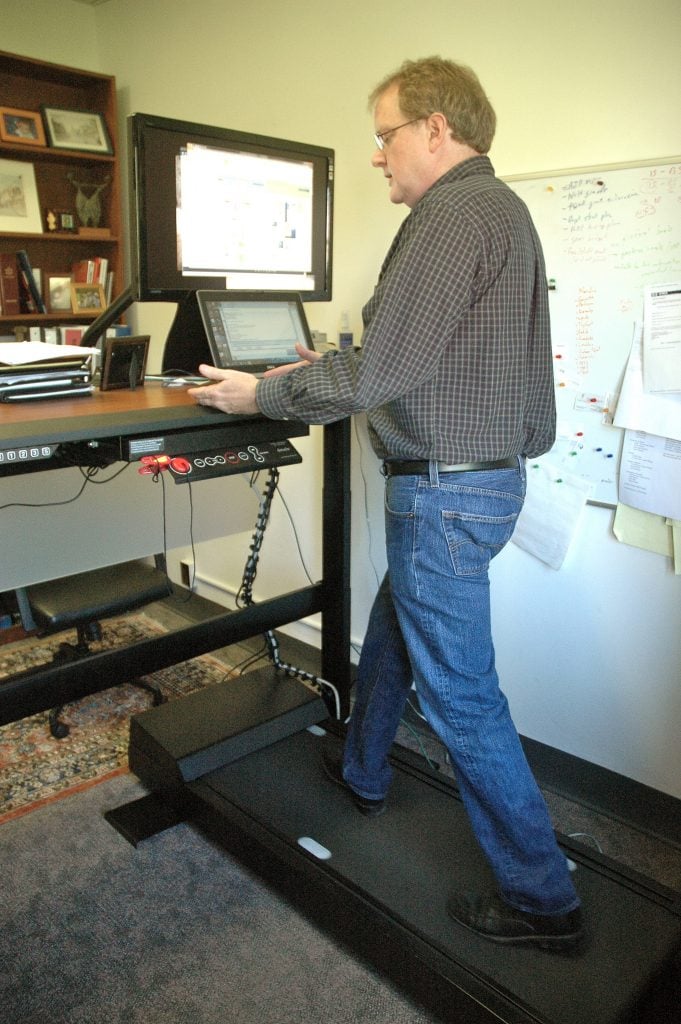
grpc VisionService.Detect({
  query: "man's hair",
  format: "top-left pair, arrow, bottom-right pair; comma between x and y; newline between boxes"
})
368,56 -> 496,155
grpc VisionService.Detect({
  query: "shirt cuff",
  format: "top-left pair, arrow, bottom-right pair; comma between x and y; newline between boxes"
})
255,376 -> 294,420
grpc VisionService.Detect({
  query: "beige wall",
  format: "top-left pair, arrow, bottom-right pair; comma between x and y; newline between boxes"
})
3,0 -> 681,796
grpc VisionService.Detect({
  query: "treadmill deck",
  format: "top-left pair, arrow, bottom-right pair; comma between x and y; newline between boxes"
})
115,673 -> 681,1024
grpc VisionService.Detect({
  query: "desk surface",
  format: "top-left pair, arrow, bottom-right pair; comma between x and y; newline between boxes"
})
1,383 -> 250,449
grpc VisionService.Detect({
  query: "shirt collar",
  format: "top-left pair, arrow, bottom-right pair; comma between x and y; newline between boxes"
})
419,154 -> 495,203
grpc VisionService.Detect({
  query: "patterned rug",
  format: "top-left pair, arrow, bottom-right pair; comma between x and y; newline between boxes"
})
0,614 -> 235,824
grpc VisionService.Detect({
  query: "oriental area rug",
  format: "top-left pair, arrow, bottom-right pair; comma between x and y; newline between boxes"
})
0,614 -> 235,824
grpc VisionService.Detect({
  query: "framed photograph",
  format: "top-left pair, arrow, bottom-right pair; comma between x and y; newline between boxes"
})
0,157 -> 43,233
100,335 -> 150,391
0,107 -> 46,147
71,282 -> 106,314
41,106 -> 113,155
59,210 -> 77,232
47,275 -> 72,312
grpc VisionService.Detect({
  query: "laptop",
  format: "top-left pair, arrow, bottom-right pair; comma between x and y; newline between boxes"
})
196,290 -> 315,376
0,368 -> 93,402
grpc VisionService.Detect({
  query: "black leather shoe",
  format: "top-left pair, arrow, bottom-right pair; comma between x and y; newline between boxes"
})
447,891 -> 585,953
322,751 -> 386,817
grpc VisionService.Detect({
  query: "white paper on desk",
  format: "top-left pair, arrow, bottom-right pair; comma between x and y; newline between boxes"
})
613,325 -> 681,441
512,462 -> 593,569
618,429 -> 681,520
0,341 -> 98,365
643,282 -> 681,394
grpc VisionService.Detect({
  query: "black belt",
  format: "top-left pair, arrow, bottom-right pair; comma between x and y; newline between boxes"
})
382,457 -> 518,476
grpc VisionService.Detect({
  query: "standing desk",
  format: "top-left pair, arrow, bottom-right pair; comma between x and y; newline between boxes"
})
0,384 -> 351,726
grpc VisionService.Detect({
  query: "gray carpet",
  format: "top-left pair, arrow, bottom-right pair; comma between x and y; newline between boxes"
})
1,773 -> 440,1024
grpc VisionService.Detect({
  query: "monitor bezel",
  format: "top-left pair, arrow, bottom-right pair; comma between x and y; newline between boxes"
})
129,112 -> 334,304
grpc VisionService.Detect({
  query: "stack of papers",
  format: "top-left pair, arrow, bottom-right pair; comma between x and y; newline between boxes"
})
0,342 -> 98,403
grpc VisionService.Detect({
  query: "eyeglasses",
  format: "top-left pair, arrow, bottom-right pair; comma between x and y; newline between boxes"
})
373,117 -> 424,151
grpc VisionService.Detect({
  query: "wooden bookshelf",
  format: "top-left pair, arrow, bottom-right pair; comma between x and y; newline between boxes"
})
0,50 -> 121,333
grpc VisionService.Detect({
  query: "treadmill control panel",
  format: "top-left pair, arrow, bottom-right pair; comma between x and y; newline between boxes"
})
138,437 -> 302,483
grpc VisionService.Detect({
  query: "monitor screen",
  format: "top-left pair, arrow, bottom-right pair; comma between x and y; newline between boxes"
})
129,113 -> 334,302
196,290 -> 314,375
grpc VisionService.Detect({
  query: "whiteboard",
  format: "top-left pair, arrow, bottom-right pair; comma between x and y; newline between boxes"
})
506,157 -> 681,505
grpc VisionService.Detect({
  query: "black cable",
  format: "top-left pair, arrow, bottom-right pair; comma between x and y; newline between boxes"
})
274,483 -> 316,586
236,466 -> 341,719
150,468 -> 168,574
144,461 -> 198,603
0,462 -> 126,511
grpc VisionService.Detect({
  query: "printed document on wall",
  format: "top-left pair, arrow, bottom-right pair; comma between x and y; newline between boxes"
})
618,429 -> 681,520
614,325 -> 681,441
643,282 -> 681,394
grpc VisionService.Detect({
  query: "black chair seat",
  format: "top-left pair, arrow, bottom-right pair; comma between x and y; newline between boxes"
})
22,559 -> 172,738
26,560 -> 172,631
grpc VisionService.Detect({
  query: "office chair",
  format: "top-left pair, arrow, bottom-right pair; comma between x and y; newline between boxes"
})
16,559 -> 173,739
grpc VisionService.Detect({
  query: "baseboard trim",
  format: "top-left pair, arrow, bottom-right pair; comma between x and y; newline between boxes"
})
522,735 -> 681,849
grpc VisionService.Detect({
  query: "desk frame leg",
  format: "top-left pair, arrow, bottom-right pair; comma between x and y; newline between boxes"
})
321,420 -> 352,718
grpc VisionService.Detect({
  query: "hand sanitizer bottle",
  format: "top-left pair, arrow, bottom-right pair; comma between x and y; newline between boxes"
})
338,311 -> 353,349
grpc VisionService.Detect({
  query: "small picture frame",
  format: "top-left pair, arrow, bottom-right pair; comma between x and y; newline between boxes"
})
100,335 -> 150,391
41,106 -> 113,155
71,282 -> 106,314
58,210 -> 77,232
0,107 -> 46,147
47,275 -> 73,311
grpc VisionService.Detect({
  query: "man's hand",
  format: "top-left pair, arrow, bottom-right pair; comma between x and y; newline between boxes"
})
262,342 -> 321,377
188,365 -> 259,415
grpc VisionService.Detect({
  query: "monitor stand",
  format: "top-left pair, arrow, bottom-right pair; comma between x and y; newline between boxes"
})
161,291 -> 211,374
108,671 -> 681,1024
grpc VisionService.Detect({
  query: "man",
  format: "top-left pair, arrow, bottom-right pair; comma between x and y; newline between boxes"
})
189,57 -> 583,952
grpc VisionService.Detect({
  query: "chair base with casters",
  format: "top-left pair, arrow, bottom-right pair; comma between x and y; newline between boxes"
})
17,560 -> 173,739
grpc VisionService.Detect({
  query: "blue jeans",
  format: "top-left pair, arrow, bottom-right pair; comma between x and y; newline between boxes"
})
343,460 -> 579,916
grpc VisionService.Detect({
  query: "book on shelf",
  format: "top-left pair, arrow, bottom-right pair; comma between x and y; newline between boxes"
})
72,257 -> 109,284
71,258 -> 94,284
12,324 -> 90,346
0,254 -> 21,317
16,250 -> 47,314
62,325 -> 90,346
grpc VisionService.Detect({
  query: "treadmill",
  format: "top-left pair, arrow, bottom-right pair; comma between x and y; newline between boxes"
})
109,667 -> 681,1024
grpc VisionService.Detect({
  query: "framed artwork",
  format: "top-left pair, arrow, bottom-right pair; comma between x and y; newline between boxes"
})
100,335 -> 150,391
0,157 -> 43,233
47,275 -> 72,311
0,107 -> 46,147
41,106 -> 113,155
70,282 -> 106,314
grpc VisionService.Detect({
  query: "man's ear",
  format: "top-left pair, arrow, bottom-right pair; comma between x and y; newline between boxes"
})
426,112 -> 450,151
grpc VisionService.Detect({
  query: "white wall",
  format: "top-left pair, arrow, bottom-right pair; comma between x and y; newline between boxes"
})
4,0 -> 681,798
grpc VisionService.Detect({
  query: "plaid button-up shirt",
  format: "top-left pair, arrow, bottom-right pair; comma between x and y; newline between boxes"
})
258,156 -> 555,463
